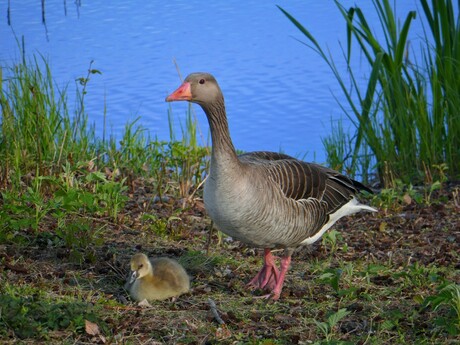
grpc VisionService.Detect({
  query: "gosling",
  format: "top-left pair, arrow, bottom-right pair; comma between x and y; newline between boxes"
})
126,253 -> 190,302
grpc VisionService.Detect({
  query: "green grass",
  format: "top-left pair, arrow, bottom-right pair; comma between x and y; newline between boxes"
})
279,0 -> 460,187
0,54 -> 208,244
0,283 -> 107,340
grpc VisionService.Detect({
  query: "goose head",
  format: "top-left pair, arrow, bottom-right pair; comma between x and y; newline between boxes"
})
165,72 -> 223,106
129,253 -> 152,284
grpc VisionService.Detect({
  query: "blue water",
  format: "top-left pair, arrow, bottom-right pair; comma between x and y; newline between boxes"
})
1,0 -> 425,163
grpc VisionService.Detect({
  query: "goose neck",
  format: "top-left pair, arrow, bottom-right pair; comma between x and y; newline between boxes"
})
201,99 -> 238,162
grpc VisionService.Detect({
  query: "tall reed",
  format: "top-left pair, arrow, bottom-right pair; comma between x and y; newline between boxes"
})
279,0 -> 460,186
0,55 -> 100,184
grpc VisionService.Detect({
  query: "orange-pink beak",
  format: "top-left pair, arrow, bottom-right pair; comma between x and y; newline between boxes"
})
165,81 -> 192,102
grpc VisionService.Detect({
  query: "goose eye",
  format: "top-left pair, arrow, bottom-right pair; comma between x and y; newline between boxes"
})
139,264 -> 143,269
199,79 -> 205,85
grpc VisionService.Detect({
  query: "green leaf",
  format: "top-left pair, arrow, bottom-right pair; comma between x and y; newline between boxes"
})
327,308 -> 350,328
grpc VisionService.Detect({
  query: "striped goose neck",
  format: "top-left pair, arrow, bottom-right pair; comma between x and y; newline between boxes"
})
201,97 -> 238,161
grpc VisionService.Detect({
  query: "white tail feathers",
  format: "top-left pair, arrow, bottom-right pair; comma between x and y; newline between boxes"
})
301,198 -> 377,245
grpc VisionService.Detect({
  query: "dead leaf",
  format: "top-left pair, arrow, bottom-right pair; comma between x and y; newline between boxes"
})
403,193 -> 412,205
85,320 -> 106,343
87,160 -> 95,171
138,299 -> 152,308
85,320 -> 100,336
215,325 -> 231,340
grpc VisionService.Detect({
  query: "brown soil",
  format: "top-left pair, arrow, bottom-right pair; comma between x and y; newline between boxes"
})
1,181 -> 459,344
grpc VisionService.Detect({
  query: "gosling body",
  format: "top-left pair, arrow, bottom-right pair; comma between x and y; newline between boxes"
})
127,253 -> 190,301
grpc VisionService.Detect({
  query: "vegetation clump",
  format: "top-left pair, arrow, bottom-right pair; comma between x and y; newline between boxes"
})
0,291 -> 104,340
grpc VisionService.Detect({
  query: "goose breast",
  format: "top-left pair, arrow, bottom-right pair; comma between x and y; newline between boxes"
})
204,156 -> 328,248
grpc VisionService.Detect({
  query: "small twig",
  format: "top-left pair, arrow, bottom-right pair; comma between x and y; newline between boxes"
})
188,174 -> 208,204
3,262 -> 28,274
206,220 -> 214,256
103,305 -> 145,311
106,261 -> 127,281
207,298 -> 225,325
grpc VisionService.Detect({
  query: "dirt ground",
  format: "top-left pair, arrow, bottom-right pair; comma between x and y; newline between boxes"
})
1,181 -> 459,344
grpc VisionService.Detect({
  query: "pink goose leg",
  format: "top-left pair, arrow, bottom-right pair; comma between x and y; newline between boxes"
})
269,254 -> 291,300
247,249 -> 280,291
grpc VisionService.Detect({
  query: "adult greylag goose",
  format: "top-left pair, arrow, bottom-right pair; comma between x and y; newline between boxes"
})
126,253 -> 190,301
165,72 -> 377,300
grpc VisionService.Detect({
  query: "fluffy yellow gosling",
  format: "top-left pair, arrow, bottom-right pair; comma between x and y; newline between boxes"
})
127,253 -> 190,302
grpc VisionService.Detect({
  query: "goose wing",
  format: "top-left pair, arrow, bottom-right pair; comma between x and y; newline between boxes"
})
239,151 -> 371,215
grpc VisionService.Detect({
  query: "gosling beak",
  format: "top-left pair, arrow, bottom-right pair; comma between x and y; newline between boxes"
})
165,82 -> 192,102
129,270 -> 138,284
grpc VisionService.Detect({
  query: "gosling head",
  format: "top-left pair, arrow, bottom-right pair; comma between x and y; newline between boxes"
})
129,253 -> 152,284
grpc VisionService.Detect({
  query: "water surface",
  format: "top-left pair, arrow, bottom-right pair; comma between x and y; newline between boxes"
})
1,0 -> 424,162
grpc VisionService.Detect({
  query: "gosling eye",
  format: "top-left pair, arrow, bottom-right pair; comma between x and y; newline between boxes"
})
199,78 -> 205,85
138,264 -> 143,269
